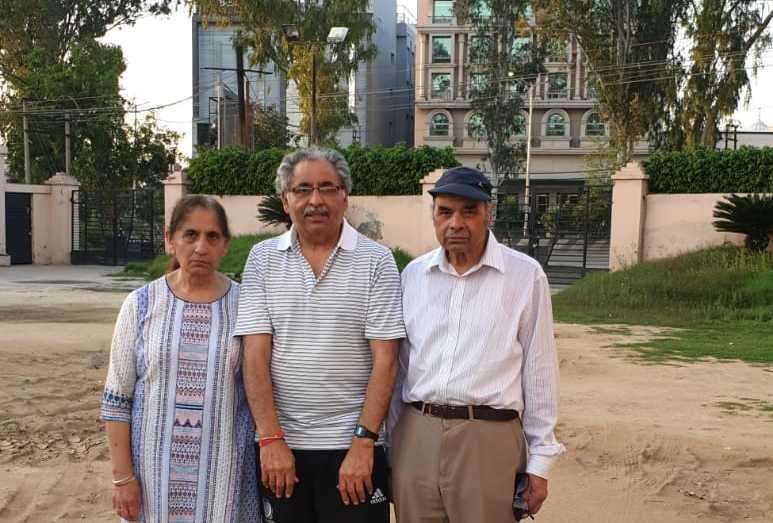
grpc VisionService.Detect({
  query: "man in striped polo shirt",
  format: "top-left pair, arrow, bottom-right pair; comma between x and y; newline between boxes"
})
235,148 -> 405,523
389,167 -> 564,522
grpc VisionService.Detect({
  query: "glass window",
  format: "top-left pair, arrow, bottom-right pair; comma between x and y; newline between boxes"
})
430,113 -> 450,136
470,36 -> 491,64
475,0 -> 492,19
546,113 -> 567,136
514,113 -> 527,136
431,73 -> 452,99
512,36 -> 531,63
559,193 -> 579,206
470,73 -> 488,96
432,36 -> 453,63
547,39 -> 568,62
548,73 -> 568,99
468,112 -> 485,138
585,113 -> 606,136
586,74 -> 599,99
433,0 -> 454,23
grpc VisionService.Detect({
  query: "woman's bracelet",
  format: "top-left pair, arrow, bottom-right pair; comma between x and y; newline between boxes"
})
255,431 -> 285,447
112,474 -> 137,487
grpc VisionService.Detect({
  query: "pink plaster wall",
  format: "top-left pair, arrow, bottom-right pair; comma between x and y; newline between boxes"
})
643,193 -> 770,260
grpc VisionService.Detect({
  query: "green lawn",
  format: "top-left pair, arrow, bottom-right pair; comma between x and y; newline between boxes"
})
120,234 -> 415,282
553,245 -> 773,364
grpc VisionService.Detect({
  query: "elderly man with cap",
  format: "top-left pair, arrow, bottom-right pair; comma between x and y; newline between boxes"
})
388,166 -> 564,522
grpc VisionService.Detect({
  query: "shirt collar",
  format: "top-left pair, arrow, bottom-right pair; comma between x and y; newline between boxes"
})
275,219 -> 358,252
425,231 -> 505,276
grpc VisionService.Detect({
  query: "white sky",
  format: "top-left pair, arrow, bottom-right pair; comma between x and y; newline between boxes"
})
102,2 -> 772,159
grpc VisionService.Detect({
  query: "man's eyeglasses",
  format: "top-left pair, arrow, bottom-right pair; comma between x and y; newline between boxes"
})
289,184 -> 344,198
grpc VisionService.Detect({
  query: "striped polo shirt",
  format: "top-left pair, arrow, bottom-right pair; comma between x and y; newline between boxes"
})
234,220 -> 405,449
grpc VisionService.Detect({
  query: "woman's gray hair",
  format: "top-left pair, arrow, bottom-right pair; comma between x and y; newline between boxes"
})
275,148 -> 353,194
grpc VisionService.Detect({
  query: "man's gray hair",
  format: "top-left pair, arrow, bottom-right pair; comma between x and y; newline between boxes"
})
275,148 -> 353,194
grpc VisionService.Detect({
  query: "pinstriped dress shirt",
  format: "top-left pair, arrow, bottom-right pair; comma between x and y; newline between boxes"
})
392,232 -> 564,478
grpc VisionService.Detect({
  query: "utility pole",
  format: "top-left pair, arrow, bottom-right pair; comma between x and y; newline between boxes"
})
65,113 -> 71,177
523,84 -> 534,238
22,101 -> 30,183
216,73 -> 222,150
236,45 -> 247,148
311,44 -> 318,146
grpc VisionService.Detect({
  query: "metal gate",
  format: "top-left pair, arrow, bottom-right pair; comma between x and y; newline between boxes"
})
5,192 -> 33,264
71,188 -> 164,265
493,185 -> 613,287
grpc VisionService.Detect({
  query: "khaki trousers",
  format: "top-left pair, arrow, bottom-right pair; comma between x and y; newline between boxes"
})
391,404 -> 527,523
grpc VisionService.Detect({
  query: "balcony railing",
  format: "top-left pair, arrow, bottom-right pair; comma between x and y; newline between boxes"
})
431,15 -> 455,24
547,89 -> 568,100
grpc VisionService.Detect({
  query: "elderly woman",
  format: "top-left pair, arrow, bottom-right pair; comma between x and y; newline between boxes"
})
101,195 -> 258,522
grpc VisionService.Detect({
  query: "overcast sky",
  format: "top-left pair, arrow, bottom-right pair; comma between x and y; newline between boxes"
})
102,2 -> 773,159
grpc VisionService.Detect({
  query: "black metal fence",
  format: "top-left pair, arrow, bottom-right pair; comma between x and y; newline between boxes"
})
493,186 -> 613,287
71,188 -> 164,265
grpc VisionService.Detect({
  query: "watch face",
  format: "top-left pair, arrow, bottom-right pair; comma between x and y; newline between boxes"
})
355,425 -> 377,440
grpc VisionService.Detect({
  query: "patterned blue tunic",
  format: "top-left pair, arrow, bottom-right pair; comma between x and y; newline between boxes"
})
101,277 -> 259,522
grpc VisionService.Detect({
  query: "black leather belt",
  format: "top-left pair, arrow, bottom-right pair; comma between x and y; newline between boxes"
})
410,402 -> 519,422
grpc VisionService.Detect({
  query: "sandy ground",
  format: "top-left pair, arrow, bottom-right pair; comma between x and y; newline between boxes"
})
0,266 -> 772,522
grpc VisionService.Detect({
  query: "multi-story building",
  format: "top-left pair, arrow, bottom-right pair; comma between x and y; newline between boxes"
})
414,0 -> 647,208
192,0 -> 416,152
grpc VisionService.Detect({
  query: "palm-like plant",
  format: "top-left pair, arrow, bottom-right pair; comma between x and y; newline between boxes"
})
712,193 -> 773,252
257,194 -> 291,229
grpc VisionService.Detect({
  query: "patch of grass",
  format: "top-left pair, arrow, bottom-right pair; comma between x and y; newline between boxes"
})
554,246 -> 773,363
716,398 -> 773,418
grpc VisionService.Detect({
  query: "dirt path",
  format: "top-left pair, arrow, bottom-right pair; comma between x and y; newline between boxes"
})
0,267 -> 771,522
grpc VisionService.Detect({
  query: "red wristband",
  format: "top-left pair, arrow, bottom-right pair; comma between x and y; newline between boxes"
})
257,432 -> 285,448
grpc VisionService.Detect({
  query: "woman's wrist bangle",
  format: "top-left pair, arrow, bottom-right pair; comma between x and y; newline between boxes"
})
256,431 -> 285,447
112,474 -> 137,486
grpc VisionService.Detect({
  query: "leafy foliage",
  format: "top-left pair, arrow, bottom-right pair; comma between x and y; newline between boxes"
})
669,0 -> 773,149
191,0 -> 377,143
713,194 -> 773,252
541,0 -> 682,163
253,105 -> 291,150
455,0 -> 543,184
187,144 -> 460,196
257,194 -> 292,228
644,147 -> 773,194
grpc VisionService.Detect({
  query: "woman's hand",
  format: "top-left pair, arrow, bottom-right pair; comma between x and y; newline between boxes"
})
112,479 -> 142,521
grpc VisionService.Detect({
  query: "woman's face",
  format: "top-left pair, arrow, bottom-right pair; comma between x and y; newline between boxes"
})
165,207 -> 229,277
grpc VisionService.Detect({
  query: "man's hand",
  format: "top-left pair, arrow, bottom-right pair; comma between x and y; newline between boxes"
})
260,440 -> 298,498
113,480 -> 142,521
338,438 -> 375,505
523,474 -> 548,515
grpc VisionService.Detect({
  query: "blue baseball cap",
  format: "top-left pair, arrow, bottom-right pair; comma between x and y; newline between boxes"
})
428,166 -> 493,201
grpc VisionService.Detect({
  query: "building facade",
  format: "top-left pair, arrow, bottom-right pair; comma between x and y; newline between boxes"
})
413,0 -> 647,206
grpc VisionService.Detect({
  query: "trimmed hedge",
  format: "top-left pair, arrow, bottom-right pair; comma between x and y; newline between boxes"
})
187,144 -> 460,196
644,146 -> 773,194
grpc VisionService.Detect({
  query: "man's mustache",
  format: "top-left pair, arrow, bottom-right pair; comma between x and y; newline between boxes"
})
304,206 -> 329,217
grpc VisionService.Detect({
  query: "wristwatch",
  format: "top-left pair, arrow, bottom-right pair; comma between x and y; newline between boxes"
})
354,424 -> 379,441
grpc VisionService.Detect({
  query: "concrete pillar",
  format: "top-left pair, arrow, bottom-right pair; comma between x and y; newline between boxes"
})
163,170 -> 189,230
44,172 -> 80,264
0,173 -> 10,266
418,168 -> 444,253
609,161 -> 649,270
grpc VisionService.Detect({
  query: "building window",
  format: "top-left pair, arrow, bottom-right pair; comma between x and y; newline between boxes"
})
474,0 -> 492,19
559,193 -> 579,206
585,112 -> 606,136
586,74 -> 599,99
509,80 -> 528,98
547,72 -> 568,99
470,35 -> 491,64
514,113 -> 527,136
432,36 -> 453,63
433,0 -> 454,23
546,39 -> 568,62
546,112 -> 568,137
470,73 -> 488,97
512,36 -> 531,63
430,112 -> 450,136
431,73 -> 452,99
467,112 -> 485,139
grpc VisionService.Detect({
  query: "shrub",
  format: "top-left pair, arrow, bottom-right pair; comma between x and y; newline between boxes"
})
713,193 -> 773,252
